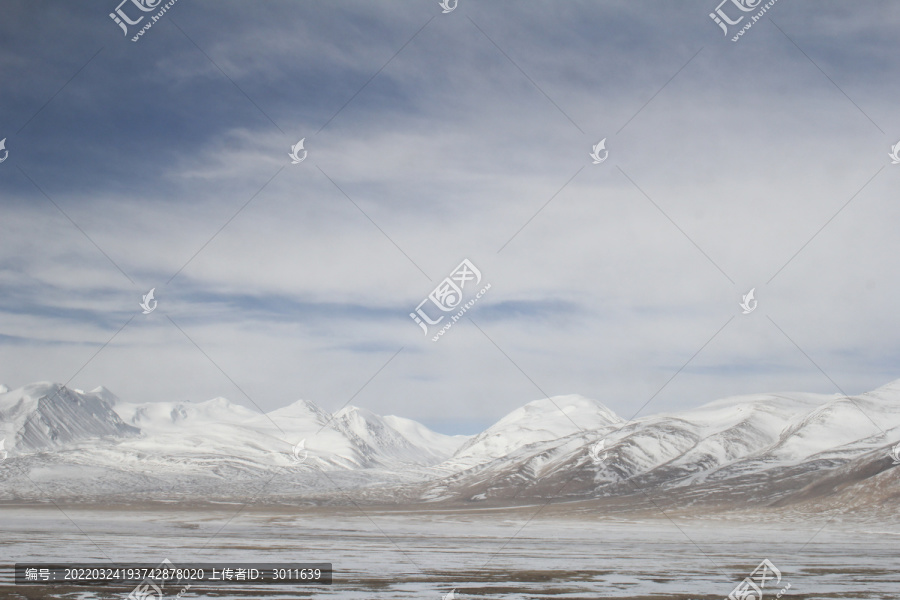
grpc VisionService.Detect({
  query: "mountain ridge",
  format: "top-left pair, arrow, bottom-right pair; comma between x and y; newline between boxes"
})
1,379 -> 900,511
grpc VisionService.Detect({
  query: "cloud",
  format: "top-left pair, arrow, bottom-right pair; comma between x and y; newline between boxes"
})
1,1 -> 899,431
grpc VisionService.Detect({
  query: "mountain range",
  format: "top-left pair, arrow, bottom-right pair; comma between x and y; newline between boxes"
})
1,380 -> 900,513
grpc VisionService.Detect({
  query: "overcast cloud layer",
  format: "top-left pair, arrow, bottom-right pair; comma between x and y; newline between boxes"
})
1,0 -> 899,433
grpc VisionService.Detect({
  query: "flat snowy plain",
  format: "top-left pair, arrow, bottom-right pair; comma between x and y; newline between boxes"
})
1,505 -> 897,599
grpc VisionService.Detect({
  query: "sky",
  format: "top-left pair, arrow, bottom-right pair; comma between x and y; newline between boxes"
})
1,0 -> 899,434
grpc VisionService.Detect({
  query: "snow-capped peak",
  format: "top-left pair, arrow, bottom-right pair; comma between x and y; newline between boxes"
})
329,405 -> 464,466
87,385 -> 120,406
116,396 -> 262,431
0,383 -> 138,453
269,397 -> 330,425
383,414 -> 468,459
449,394 -> 622,468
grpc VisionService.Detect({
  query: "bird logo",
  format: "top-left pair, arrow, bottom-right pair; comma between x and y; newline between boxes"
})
438,0 -> 457,13
589,138 -> 608,164
442,589 -> 458,600
588,440 -> 608,464
139,288 -> 158,314
292,439 -> 308,463
890,442 -> 900,465
740,288 -> 757,314
0,138 -> 8,163
0,438 -> 6,460
289,139 -> 307,164
889,141 -> 900,165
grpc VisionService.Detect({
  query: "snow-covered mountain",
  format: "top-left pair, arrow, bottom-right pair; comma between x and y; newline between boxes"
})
1,379 -> 900,512
0,382 -> 468,502
0,383 -> 469,469
417,382 -> 900,510
448,394 -> 622,470
0,383 -> 138,453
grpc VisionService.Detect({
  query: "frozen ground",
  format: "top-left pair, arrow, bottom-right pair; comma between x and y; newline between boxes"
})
0,505 -> 898,599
